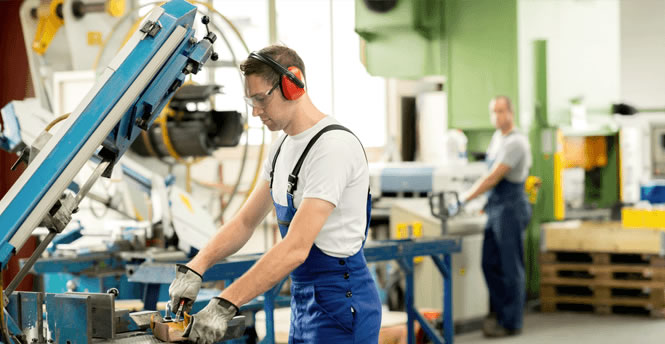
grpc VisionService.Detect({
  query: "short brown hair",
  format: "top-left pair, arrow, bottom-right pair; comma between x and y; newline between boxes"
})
240,45 -> 306,86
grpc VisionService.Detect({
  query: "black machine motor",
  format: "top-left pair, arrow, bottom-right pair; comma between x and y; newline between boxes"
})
131,84 -> 244,158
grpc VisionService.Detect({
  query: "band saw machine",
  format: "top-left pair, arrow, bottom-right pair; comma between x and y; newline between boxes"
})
0,0 -> 245,342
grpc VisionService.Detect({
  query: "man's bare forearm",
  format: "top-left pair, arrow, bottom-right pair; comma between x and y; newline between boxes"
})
220,237 -> 308,306
187,218 -> 255,274
187,182 -> 274,275
462,163 -> 511,203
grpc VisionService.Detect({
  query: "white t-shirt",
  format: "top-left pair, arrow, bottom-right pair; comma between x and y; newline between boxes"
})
261,116 -> 369,258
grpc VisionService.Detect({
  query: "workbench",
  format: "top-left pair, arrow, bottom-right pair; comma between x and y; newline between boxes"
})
128,237 -> 462,344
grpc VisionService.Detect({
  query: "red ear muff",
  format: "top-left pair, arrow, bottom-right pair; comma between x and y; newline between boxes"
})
281,66 -> 305,101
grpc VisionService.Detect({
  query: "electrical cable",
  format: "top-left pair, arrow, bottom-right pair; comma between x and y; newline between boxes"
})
44,113 -> 71,132
240,125 -> 265,207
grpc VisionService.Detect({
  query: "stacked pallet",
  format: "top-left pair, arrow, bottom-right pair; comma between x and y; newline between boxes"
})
540,221 -> 665,317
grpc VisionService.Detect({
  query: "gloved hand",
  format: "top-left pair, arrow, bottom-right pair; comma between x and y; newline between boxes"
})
447,200 -> 463,217
184,297 -> 239,344
168,264 -> 203,314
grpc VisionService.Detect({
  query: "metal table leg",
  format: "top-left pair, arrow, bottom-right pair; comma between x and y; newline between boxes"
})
397,258 -> 415,344
443,254 -> 453,343
260,277 -> 288,344
142,283 -> 160,311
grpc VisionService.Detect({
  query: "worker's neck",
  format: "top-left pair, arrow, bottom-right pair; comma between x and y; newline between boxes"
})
500,124 -> 515,136
283,99 -> 326,136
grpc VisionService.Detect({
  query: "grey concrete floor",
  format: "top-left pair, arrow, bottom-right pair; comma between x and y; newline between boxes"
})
455,312 -> 665,344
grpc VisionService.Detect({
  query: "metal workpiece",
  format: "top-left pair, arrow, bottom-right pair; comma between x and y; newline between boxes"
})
115,310 -> 160,332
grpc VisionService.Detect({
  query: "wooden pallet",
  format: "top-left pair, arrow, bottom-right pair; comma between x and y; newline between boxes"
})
541,221 -> 665,254
540,251 -> 665,317
540,251 -> 665,266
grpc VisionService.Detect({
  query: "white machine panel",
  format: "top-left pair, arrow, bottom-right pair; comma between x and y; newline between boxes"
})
389,199 -> 488,322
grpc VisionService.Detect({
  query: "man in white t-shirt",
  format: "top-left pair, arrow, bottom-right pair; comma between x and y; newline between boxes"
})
167,45 -> 381,344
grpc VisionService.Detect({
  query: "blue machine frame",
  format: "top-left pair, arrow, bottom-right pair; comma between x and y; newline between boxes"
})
129,238 -> 462,344
0,0 -> 212,267
0,0 -> 217,341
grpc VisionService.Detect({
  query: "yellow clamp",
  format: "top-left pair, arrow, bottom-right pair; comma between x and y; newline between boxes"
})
107,0 -> 126,17
525,176 -> 542,205
32,0 -> 65,55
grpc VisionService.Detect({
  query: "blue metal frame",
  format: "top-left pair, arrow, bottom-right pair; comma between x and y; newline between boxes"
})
0,0 -> 219,338
129,238 -> 461,344
46,293 -> 93,343
0,0 -> 205,266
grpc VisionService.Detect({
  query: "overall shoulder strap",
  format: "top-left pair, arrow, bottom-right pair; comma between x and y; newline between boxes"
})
269,134 -> 289,189
287,124 -> 367,195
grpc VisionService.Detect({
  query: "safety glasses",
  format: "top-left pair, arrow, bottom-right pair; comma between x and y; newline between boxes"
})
244,81 -> 280,108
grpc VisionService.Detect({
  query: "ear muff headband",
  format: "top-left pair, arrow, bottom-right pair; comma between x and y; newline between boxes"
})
248,52 -> 305,100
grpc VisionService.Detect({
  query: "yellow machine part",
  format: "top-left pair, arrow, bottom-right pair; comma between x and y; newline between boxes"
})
554,130 -> 565,220
33,0 -> 65,55
107,0 -> 126,17
396,222 -> 424,263
553,132 -> 610,220
524,176 -> 542,205
622,207 -> 665,230
561,136 -> 608,170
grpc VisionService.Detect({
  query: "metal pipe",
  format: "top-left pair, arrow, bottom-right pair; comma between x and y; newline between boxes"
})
5,230 -> 57,296
76,159 -> 111,204
6,159 -> 111,297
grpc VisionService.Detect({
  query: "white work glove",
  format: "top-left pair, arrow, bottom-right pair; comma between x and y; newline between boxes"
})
168,264 -> 203,314
448,200 -> 464,217
184,297 -> 239,344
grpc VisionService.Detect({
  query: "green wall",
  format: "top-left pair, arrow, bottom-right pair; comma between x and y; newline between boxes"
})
445,0 -> 519,130
355,0 -> 446,79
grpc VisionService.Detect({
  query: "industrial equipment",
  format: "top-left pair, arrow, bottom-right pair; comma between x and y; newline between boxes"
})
0,1 -> 247,342
553,130 -> 620,221
369,162 -> 488,335
19,0 -> 133,112
369,162 -> 488,204
389,199 -> 487,327
616,113 -> 665,204
130,84 -> 244,159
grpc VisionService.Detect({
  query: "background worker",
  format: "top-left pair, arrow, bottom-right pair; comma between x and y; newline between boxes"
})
454,95 -> 532,337
167,45 -> 382,344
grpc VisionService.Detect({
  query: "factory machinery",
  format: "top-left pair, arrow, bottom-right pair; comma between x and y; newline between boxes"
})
369,162 -> 490,331
0,2 -> 466,344
0,1 -> 250,342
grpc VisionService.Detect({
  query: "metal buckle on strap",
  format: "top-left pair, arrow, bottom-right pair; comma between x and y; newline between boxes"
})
287,174 -> 298,194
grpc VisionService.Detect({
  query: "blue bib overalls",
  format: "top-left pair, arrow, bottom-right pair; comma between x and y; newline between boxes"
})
482,174 -> 532,330
269,124 -> 382,343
